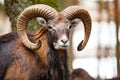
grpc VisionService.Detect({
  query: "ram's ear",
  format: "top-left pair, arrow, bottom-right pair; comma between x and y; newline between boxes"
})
37,17 -> 47,26
70,18 -> 81,27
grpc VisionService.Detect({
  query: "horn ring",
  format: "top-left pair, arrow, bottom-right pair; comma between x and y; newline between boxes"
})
61,6 -> 92,51
17,4 -> 58,50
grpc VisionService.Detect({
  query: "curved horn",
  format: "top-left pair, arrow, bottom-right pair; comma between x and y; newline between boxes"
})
61,6 -> 91,51
17,4 -> 58,50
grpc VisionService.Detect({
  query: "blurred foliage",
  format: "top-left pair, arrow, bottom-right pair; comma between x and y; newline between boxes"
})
58,0 -> 79,10
4,0 -> 59,31
0,3 -> 5,13
31,0 -> 59,11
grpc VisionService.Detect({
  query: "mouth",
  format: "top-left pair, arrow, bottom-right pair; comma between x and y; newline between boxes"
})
60,45 -> 68,48
53,43 -> 69,49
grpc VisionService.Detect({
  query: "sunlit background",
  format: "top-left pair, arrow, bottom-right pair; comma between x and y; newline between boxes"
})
0,0 -> 120,80
71,0 -> 120,79
72,0 -> 120,79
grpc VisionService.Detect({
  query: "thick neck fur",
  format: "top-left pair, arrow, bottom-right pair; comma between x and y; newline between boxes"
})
31,26 -> 69,80
47,28 -> 69,80
0,26 -> 69,80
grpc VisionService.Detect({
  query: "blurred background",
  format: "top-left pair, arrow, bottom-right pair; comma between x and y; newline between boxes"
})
0,0 -> 120,80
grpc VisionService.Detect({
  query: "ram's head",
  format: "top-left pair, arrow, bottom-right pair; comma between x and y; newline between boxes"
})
17,4 -> 91,51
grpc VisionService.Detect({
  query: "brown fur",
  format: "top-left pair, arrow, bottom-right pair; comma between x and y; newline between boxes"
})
70,68 -> 95,80
0,26 -> 69,80
3,27 -> 48,79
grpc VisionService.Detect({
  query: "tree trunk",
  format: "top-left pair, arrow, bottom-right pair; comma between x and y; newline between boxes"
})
4,0 -> 32,31
4,0 -> 59,31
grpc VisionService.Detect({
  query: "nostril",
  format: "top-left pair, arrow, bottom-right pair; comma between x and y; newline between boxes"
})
61,40 -> 68,44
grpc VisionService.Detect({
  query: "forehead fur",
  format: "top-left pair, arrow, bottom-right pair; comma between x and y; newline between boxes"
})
52,13 -> 69,24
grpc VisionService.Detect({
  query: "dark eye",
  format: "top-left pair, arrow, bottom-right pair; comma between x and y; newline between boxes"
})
67,25 -> 71,30
69,25 -> 72,29
47,25 -> 56,33
48,26 -> 53,30
66,24 -> 72,29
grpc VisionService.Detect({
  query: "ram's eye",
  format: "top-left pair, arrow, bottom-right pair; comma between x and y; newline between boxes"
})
66,24 -> 72,30
48,26 -> 53,31
69,25 -> 72,29
47,25 -> 56,33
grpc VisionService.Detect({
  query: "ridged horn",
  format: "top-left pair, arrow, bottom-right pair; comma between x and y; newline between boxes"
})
17,4 -> 58,50
61,6 -> 92,51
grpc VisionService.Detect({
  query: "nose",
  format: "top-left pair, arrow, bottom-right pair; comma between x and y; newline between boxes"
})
61,40 -> 68,44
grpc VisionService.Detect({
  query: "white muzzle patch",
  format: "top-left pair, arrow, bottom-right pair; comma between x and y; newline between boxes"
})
54,35 -> 69,49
